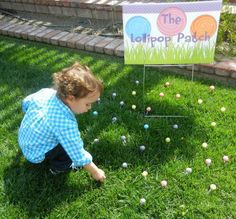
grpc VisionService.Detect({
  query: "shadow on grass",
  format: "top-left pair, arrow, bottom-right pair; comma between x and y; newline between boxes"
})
3,152 -> 101,218
0,36 -> 206,167
1,35 -> 221,218
85,114 -> 197,169
0,35 -> 217,192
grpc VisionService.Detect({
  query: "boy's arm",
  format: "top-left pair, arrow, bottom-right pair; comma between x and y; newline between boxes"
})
84,162 -> 106,182
53,123 -> 106,182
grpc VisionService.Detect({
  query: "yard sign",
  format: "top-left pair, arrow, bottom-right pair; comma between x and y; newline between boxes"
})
122,1 -> 222,64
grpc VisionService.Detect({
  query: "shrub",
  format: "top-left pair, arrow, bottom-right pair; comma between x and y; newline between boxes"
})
216,0 -> 236,56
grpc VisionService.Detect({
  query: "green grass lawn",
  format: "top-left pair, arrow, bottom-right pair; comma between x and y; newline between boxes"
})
0,35 -> 235,219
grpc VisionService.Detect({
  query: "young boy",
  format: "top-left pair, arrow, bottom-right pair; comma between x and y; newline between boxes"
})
18,62 -> 106,182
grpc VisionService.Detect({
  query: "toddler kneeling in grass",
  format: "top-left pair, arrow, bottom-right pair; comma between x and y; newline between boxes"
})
18,62 -> 106,182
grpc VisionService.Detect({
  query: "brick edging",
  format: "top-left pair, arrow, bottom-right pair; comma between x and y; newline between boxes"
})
0,21 -> 124,55
0,21 -> 235,85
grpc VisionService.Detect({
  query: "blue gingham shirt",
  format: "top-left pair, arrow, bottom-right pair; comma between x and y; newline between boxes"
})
18,88 -> 92,167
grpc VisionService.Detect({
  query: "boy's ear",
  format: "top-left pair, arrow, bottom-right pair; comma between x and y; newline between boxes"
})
67,95 -> 76,102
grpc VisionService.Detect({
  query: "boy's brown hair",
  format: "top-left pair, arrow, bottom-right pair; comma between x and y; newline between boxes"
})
53,62 -> 103,100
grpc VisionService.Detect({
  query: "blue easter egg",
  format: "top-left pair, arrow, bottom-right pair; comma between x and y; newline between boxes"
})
93,111 -> 98,116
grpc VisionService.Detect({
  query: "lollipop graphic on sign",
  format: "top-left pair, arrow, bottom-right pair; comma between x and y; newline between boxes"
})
125,16 -> 151,39
190,15 -> 217,39
157,7 -> 187,36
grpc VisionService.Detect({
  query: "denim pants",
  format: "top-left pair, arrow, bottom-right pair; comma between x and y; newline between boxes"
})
45,144 -> 72,172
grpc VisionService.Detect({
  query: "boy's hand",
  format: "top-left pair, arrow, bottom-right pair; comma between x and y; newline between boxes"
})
92,168 -> 106,182
84,162 -> 106,182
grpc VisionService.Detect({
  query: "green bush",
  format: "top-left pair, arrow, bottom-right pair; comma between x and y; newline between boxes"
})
216,2 -> 236,56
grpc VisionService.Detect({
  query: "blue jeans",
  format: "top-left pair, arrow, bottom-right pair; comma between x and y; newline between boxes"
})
45,144 -> 72,172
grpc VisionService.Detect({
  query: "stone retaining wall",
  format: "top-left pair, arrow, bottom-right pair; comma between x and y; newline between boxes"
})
1,0 -> 235,21
0,0 -> 122,21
